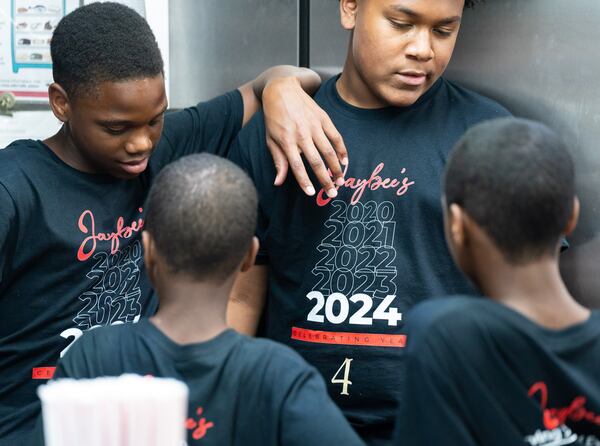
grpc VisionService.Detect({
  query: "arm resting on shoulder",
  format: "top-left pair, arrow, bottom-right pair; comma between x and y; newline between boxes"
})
238,65 -> 348,198
227,265 -> 268,336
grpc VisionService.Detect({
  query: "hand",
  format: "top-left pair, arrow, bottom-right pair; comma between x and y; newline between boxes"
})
262,77 -> 348,198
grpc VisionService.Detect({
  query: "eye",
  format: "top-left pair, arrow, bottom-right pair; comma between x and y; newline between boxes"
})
149,115 -> 164,127
388,19 -> 412,30
433,27 -> 454,37
104,127 -> 127,135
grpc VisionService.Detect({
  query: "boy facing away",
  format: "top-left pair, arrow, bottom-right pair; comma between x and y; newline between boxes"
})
395,118 -> 599,445
0,2 -> 350,443
51,154 -> 364,446
228,0 -> 509,443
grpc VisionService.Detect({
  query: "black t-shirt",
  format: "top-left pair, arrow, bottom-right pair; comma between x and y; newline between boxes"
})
49,320 -> 364,446
0,90 -> 243,444
394,297 -> 600,446
229,75 -> 510,443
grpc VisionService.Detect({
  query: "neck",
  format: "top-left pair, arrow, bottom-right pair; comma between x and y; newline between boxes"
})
150,275 -> 231,345
44,125 -> 87,172
476,255 -> 590,329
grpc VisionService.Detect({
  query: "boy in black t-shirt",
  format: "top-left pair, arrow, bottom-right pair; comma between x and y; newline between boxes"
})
228,0 -> 508,443
395,118 -> 600,445
50,154 -> 364,446
0,3 -> 350,444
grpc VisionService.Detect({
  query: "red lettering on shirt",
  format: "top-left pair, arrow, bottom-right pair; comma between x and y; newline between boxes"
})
291,327 -> 406,348
77,208 -> 144,261
316,163 -> 415,207
32,367 -> 56,380
528,381 -> 600,430
186,407 -> 214,441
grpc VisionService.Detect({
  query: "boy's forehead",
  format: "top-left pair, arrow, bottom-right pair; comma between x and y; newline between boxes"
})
369,0 -> 465,19
80,76 -> 167,117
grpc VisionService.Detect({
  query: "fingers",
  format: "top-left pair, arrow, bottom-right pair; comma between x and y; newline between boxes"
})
285,144 -> 317,196
312,126 -> 345,187
296,135 -> 337,198
266,139 -> 289,186
321,113 -> 348,168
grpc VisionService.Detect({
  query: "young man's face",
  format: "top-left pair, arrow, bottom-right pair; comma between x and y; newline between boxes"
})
341,0 -> 464,107
66,75 -> 168,179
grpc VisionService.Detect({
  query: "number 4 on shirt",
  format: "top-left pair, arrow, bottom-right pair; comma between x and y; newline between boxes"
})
332,358 -> 353,395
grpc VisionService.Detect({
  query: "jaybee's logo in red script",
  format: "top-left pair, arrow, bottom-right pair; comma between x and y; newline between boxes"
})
316,162 -> 415,207
77,208 -> 145,261
529,381 -> 600,430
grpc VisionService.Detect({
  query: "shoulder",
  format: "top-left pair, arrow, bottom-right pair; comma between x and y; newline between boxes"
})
441,78 -> 512,122
69,322 -> 141,358
236,335 -> 317,381
0,139 -> 43,175
405,296 -> 505,356
163,89 -> 244,134
0,140 -> 48,201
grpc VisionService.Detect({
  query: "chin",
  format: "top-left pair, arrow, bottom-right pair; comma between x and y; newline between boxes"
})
375,85 -> 424,108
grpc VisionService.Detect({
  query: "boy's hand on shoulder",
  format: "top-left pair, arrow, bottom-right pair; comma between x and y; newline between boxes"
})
262,76 -> 347,198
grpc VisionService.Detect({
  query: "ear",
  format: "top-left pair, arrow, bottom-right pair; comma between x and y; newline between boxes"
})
340,0 -> 359,30
48,83 -> 71,123
447,203 -> 467,249
240,237 -> 259,273
142,231 -> 157,285
564,196 -> 580,236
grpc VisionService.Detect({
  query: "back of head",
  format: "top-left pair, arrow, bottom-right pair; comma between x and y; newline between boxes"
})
444,117 -> 575,263
144,154 -> 258,283
51,2 -> 163,99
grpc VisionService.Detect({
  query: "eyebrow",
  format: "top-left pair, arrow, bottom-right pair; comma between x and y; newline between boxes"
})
391,5 -> 462,25
98,104 -> 168,127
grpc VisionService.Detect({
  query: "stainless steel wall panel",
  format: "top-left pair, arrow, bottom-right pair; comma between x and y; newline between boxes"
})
169,0 -> 297,108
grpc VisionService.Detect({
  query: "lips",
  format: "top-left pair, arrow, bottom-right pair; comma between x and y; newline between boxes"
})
119,157 -> 149,176
396,71 -> 428,87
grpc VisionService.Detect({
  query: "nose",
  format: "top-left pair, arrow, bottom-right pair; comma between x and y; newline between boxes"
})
124,128 -> 153,155
406,29 -> 434,62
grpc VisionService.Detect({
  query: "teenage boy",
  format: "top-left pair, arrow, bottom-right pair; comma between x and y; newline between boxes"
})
394,118 -> 599,445
49,154 -> 364,446
228,0 -> 509,443
0,2 -> 349,444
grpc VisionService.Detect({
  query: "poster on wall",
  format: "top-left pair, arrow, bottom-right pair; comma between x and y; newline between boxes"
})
0,0 -> 168,103
0,0 -> 169,147
0,0 -> 79,102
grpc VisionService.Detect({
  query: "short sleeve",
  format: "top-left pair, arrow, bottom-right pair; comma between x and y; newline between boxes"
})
228,111 -> 277,266
159,89 -> 244,162
52,330 -> 101,379
393,335 -> 478,446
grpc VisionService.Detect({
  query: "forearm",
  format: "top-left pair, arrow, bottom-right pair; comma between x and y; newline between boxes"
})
252,65 -> 321,100
239,66 -> 321,125
227,265 -> 268,336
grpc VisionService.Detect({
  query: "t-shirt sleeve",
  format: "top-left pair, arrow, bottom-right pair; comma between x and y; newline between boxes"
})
0,183 -> 17,290
52,330 -> 102,379
279,367 -> 364,446
394,335 -> 479,446
159,89 -> 244,162
228,111 -> 277,266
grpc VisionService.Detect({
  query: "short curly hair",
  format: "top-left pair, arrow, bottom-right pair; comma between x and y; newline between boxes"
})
51,2 -> 163,99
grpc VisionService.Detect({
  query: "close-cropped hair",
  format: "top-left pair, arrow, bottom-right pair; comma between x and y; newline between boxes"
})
444,118 -> 576,263
51,2 -> 163,99
144,154 -> 258,282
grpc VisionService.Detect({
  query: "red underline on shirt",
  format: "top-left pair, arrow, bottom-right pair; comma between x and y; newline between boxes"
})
32,367 -> 56,380
291,327 -> 406,348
